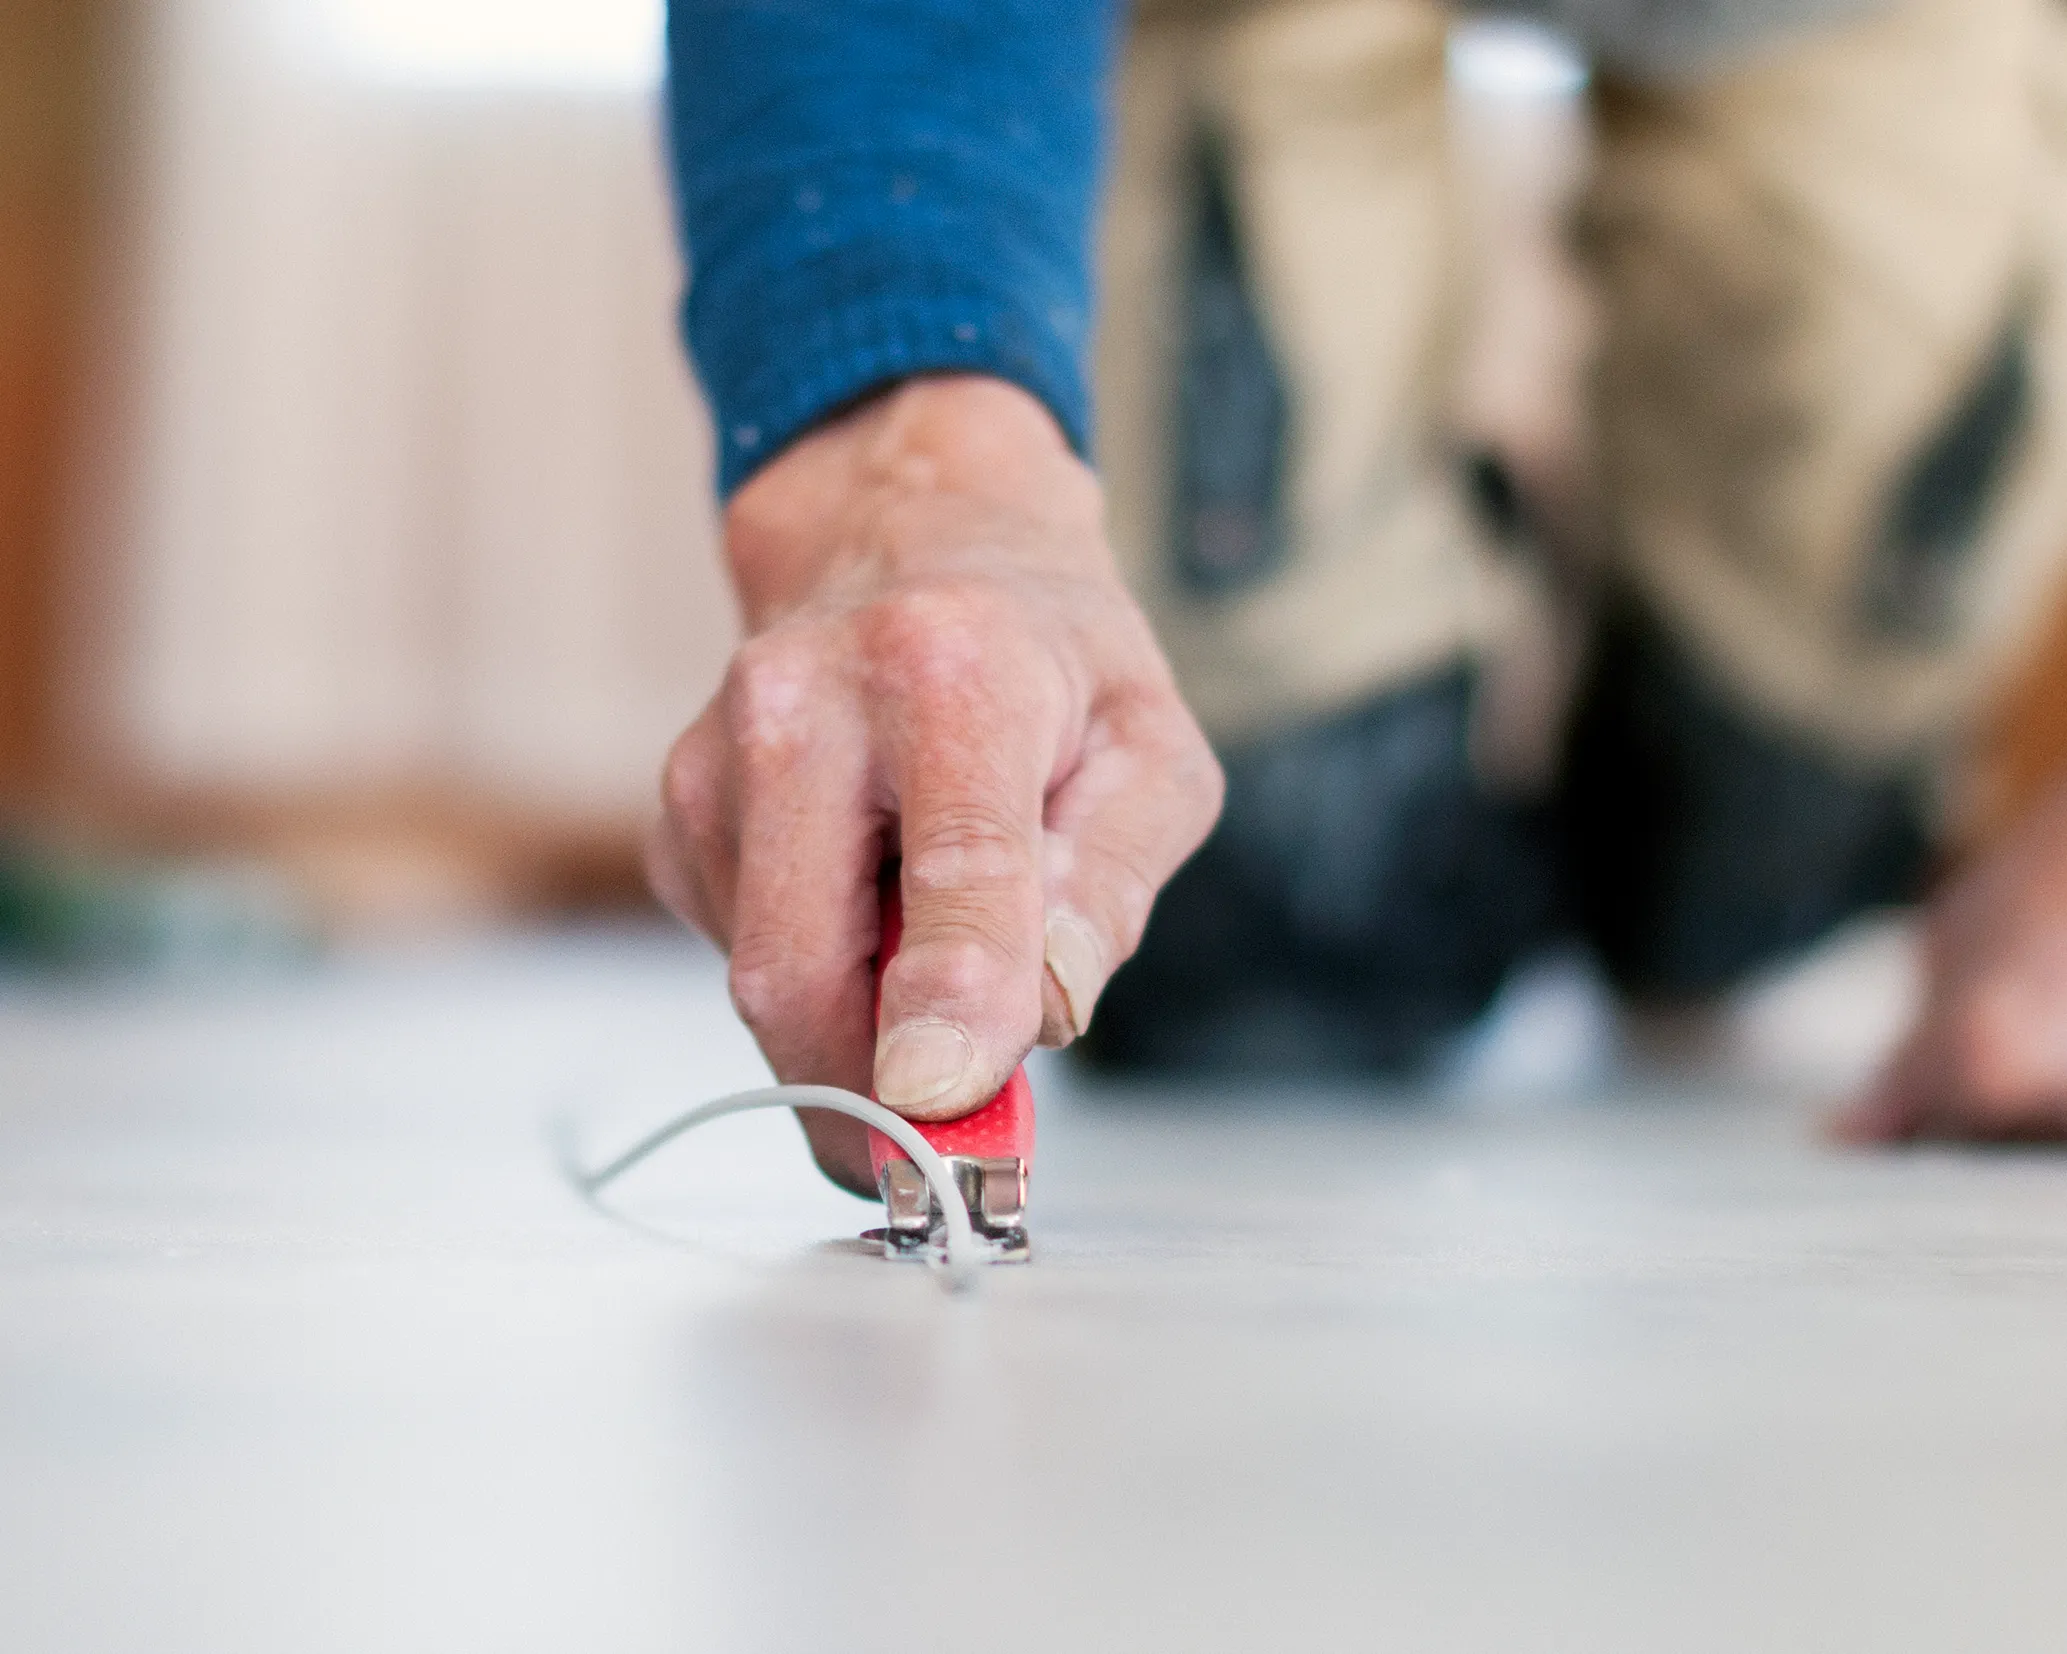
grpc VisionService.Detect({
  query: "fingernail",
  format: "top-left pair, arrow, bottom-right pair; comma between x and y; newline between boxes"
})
1044,910 -> 1106,1038
876,1018 -> 975,1115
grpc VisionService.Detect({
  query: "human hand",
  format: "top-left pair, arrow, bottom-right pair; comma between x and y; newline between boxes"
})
647,377 -> 1222,1191
1836,778 -> 2067,1143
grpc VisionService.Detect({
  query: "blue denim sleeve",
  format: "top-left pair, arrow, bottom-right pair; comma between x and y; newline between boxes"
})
667,0 -> 1121,498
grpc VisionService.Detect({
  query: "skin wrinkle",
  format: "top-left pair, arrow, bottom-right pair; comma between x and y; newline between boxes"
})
889,729 -> 1052,834
882,676 -> 1069,818
905,841 -> 1033,890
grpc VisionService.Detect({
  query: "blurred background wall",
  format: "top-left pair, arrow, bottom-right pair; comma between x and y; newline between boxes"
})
9,0 -> 734,941
96,0 -> 728,813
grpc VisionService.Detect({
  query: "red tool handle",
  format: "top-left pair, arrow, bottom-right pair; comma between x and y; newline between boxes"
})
866,881 -> 1036,1183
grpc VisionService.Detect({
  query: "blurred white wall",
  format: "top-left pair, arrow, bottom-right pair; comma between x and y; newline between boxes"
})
88,0 -> 729,816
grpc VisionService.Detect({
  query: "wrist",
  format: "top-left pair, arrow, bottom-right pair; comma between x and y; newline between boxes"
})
723,375 -> 1097,632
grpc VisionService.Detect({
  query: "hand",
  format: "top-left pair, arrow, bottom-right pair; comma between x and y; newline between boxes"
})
1836,777 -> 2067,1143
647,377 -> 1223,1192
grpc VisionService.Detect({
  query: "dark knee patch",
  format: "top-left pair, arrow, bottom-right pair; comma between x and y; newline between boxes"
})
1860,308 -> 2033,642
1172,132 -> 1289,597
1562,607 -> 1932,998
1080,669 -> 1565,1075
1463,448 -> 1528,547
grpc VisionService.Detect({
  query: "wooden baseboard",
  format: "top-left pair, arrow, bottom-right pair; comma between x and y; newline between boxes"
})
0,0 -> 107,798
18,780 -> 655,938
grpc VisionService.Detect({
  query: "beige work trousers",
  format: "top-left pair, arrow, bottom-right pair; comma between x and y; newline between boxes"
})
1099,0 -> 2067,774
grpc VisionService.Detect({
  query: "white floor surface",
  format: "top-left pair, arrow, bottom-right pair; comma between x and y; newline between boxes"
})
4,927 -> 2066,1652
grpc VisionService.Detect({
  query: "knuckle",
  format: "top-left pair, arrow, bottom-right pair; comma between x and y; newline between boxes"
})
902,932 -> 1011,1003
724,636 -> 820,761
904,803 -> 1035,891
1153,738 -> 1225,855
659,745 -> 733,894
727,941 -> 809,1035
659,723 -> 720,823
866,587 -> 1012,700
1108,686 -> 1224,829
641,824 -> 707,932
1124,711 -> 1223,859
